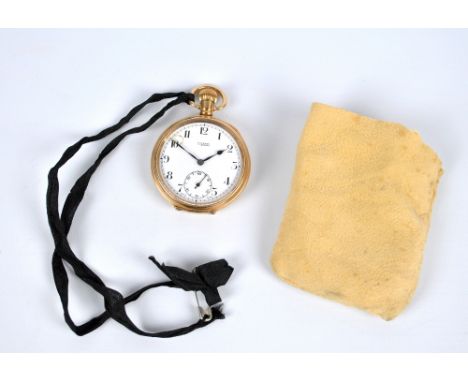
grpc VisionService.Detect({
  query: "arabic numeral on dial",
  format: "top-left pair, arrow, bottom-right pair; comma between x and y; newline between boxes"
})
184,130 -> 191,138
200,126 -> 208,135
224,177 -> 230,185
232,161 -> 239,170
226,144 -> 233,153
170,140 -> 179,148
165,171 -> 173,179
218,132 -> 221,140
160,155 -> 170,163
211,188 -> 218,196
178,184 -> 183,193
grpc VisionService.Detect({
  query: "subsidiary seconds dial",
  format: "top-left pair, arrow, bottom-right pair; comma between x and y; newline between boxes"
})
155,119 -> 245,208
183,171 -> 213,199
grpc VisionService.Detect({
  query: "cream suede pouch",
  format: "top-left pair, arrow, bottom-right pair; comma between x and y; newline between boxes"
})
271,103 -> 442,320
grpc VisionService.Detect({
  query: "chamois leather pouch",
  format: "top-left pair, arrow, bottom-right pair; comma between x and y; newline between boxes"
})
271,103 -> 442,320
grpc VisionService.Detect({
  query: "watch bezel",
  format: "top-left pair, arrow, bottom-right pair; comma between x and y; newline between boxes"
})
151,115 -> 251,213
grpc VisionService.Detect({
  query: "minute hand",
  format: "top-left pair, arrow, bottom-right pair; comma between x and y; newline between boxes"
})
176,142 -> 204,165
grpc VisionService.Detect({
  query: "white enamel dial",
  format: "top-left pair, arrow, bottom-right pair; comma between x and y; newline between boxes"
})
158,121 -> 243,205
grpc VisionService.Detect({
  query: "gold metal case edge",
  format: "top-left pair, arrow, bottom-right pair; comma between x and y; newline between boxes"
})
151,115 -> 251,213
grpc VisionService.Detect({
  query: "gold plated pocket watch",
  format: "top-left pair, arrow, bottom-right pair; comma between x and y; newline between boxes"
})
151,85 -> 251,213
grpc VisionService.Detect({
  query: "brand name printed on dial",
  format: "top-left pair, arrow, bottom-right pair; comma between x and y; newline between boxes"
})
197,141 -> 211,147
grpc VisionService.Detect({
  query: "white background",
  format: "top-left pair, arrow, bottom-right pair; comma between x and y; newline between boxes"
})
1,29 -> 467,352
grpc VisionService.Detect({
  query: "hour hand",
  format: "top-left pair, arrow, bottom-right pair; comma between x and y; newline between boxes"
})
202,149 -> 226,162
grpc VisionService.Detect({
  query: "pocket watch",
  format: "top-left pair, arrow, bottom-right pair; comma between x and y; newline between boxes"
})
151,85 -> 251,213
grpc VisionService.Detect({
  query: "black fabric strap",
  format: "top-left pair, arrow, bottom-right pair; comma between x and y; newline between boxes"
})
46,91 -> 233,337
